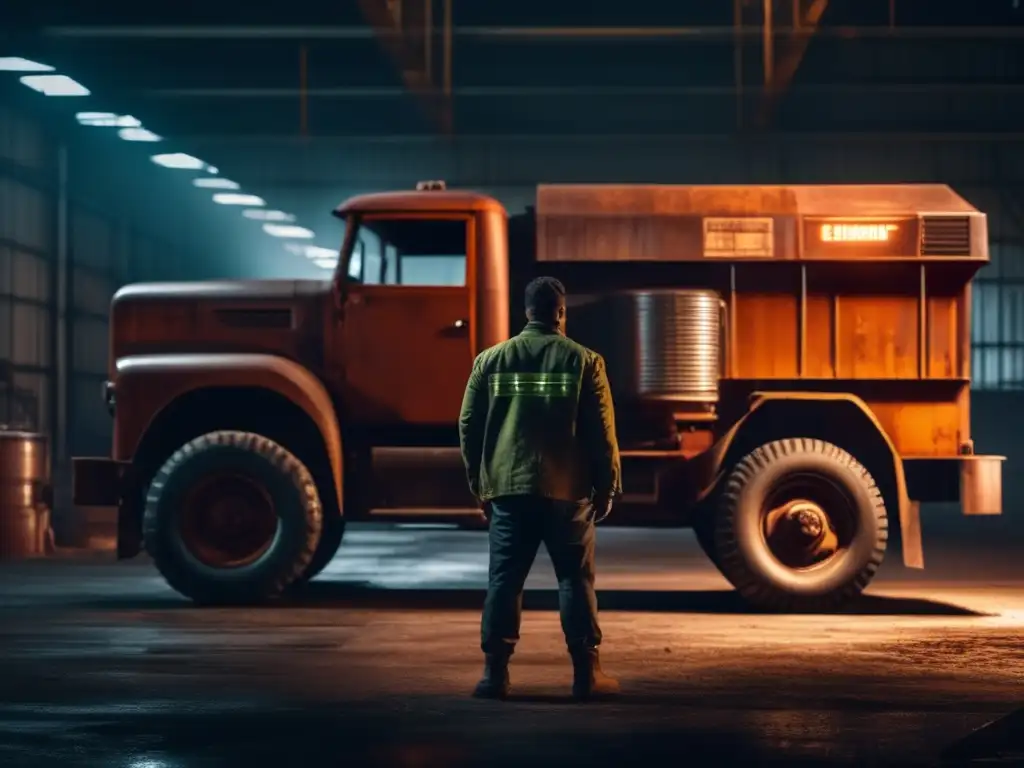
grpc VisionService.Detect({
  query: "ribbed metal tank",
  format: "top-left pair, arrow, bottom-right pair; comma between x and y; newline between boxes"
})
574,290 -> 722,402
0,431 -> 51,559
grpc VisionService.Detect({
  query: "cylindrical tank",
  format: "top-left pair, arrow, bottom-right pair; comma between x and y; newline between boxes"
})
571,290 -> 722,402
0,431 -> 52,559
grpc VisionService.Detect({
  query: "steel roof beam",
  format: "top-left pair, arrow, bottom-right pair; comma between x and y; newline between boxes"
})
142,83 -> 1024,99
42,25 -> 1024,40
356,0 -> 452,134
756,0 -> 829,128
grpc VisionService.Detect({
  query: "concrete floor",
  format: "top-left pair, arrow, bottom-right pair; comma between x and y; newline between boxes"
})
0,522 -> 1022,767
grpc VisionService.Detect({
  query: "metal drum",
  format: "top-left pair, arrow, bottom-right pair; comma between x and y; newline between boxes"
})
572,290 -> 723,402
0,431 -> 52,559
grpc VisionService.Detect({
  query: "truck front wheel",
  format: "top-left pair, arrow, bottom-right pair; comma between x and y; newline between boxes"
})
143,431 -> 322,605
713,438 -> 888,612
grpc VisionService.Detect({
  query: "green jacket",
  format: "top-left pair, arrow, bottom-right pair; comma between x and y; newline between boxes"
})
458,321 -> 622,503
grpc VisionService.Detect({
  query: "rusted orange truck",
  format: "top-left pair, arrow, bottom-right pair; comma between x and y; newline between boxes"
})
73,183 -> 1003,611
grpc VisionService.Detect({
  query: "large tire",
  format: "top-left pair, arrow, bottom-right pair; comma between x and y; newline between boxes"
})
143,431 -> 322,605
714,438 -> 887,613
294,514 -> 346,584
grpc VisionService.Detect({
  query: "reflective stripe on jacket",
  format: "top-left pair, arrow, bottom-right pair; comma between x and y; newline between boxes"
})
458,321 -> 622,502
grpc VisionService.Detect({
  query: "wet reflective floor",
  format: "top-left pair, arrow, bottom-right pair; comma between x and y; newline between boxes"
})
0,522 -> 1022,767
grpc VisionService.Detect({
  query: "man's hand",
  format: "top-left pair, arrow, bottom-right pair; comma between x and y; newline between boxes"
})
592,494 -> 614,524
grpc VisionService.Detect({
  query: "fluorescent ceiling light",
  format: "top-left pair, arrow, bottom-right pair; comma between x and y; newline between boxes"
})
213,193 -> 265,206
206,166 -> 219,175
20,74 -> 90,97
284,244 -> 337,259
313,258 -> 339,269
0,57 -> 54,72
263,224 -> 315,239
77,112 -> 141,127
243,209 -> 296,222
193,178 -> 239,190
118,127 -> 162,142
305,246 -> 338,260
151,152 -> 206,170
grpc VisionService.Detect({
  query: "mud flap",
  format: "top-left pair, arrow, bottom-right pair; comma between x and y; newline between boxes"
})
899,497 -> 924,569
72,458 -> 141,559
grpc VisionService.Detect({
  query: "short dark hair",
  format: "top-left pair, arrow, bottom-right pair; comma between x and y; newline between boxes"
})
524,276 -> 566,317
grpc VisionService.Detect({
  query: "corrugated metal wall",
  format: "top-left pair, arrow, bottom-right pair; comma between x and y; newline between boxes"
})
0,105 -> 186,539
0,107 -> 56,439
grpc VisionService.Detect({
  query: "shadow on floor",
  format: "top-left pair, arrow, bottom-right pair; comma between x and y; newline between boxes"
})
939,706 -> 1024,763
273,583 -> 984,617
0,705 -> 917,768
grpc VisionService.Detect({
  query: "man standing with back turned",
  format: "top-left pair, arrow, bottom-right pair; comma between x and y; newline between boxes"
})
458,276 -> 622,701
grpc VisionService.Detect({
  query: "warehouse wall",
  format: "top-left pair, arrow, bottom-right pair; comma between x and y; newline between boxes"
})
0,101 -> 263,542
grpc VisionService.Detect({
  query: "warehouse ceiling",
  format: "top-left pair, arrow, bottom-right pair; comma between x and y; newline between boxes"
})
3,1 -> 1024,277
6,0 -> 1024,140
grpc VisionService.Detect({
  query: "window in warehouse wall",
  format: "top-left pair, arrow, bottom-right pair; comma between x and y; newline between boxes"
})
0,179 -> 53,433
0,177 -> 51,254
11,303 -> 52,369
11,370 -> 49,433
972,243 -> 1024,389
0,108 -> 52,172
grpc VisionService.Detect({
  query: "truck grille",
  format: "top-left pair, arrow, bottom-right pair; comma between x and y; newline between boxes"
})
921,216 -> 971,256
213,308 -> 293,329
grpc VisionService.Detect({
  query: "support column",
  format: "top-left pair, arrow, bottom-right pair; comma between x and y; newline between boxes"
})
54,144 -> 69,462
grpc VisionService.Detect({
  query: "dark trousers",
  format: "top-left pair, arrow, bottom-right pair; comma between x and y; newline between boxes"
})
481,495 -> 602,654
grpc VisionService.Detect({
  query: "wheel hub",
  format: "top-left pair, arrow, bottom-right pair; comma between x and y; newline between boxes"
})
764,498 -> 840,569
180,472 -> 278,568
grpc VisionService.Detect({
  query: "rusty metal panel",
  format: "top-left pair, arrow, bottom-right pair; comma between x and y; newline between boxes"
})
961,455 -> 1004,515
534,183 -> 984,263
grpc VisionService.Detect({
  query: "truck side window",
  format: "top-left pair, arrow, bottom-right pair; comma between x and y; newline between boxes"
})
356,218 -> 467,287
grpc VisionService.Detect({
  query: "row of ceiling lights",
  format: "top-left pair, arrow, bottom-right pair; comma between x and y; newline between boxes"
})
0,56 -> 339,270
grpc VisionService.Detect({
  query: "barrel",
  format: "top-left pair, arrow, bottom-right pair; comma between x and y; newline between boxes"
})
572,290 -> 723,402
0,431 -> 53,559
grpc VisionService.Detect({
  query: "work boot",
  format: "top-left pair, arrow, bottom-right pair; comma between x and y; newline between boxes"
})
570,647 -> 620,700
472,653 -> 511,700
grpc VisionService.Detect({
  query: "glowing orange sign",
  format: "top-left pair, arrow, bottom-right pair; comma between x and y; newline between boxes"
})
820,223 -> 899,243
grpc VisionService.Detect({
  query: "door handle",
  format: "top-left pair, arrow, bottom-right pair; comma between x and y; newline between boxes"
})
442,319 -> 469,338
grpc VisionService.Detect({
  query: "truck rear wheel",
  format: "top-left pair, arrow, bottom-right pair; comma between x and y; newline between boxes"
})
143,431 -> 322,605
713,438 -> 887,612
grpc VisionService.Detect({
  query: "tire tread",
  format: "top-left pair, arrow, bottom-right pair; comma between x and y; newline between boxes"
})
715,438 -> 888,613
143,430 -> 322,604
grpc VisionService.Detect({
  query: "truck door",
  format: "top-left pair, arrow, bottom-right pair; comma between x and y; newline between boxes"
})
340,214 -> 475,424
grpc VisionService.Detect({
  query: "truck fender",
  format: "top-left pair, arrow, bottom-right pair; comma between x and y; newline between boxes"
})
697,391 -> 921,569
113,353 -> 343,517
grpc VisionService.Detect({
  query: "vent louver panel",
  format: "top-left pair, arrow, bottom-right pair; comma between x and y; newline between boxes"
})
921,216 -> 971,256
